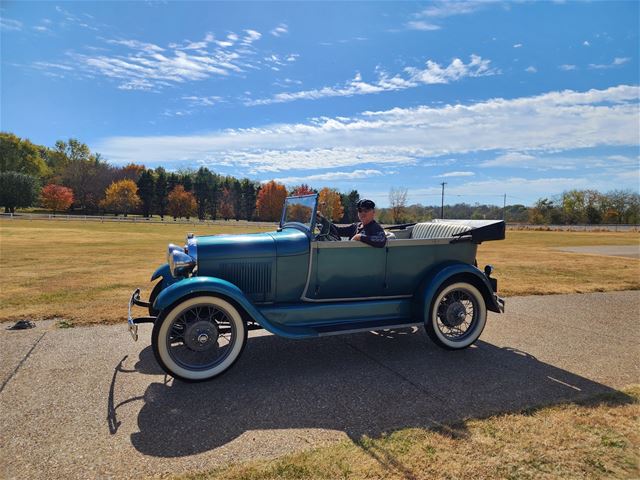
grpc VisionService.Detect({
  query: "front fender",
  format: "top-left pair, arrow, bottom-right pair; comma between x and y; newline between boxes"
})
151,263 -> 171,282
153,276 -> 312,338
414,262 -> 503,319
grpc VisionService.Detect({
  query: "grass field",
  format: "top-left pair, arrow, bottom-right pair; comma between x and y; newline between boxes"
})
0,219 -> 638,326
179,386 -> 640,480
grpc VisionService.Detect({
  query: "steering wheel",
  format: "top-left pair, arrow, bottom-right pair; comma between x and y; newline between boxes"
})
316,215 -> 341,241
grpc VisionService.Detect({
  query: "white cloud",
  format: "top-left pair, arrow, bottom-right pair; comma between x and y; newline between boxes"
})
34,28 -> 272,90
583,40 -> 590,46
181,95 -> 222,107
272,169 -> 384,184
248,54 -> 499,105
436,171 -> 475,177
513,43 -> 523,48
559,64 -> 577,71
480,152 -> 639,170
525,66 -> 537,73
589,57 -> 631,69
405,21 -> 441,31
96,85 -> 640,178
270,24 -> 288,37
613,57 -> 630,65
0,18 -> 23,31
416,1 -> 485,18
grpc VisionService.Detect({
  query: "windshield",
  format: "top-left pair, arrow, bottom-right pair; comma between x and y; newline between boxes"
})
280,195 -> 318,230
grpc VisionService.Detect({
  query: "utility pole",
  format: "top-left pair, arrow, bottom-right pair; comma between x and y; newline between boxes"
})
440,182 -> 447,219
503,194 -> 507,221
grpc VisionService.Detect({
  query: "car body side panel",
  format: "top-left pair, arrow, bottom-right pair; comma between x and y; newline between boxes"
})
306,242 -> 387,299
385,241 -> 477,295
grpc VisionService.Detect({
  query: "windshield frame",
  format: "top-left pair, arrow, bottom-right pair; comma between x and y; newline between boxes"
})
279,194 -> 319,233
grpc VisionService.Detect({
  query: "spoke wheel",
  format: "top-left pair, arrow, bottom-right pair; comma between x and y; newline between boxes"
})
152,295 -> 247,382
426,282 -> 487,350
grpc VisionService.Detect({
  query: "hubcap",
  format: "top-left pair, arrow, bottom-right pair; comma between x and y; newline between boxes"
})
184,320 -> 219,352
443,302 -> 467,327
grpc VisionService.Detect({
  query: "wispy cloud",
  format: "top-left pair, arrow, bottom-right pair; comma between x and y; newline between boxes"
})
525,66 -> 537,73
181,95 -> 222,107
436,171 -> 475,178
96,85 -> 640,180
248,54 -> 499,105
479,152 -> 639,171
32,28 -> 281,91
513,43 -> 523,48
559,64 -> 577,71
405,21 -> 441,31
403,1 -> 489,31
272,169 -> 384,184
270,23 -> 288,37
416,1 -> 486,18
589,57 -> 631,69
0,18 -> 23,31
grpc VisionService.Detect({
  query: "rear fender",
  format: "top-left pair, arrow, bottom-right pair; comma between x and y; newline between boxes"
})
153,276 -> 313,338
414,262 -> 502,320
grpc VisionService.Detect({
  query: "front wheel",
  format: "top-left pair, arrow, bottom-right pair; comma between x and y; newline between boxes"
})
425,282 -> 487,350
152,295 -> 247,382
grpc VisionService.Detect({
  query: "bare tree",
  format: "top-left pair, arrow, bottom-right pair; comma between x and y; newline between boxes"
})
389,187 -> 408,223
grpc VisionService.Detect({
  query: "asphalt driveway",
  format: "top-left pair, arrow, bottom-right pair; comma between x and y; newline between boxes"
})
1,291 -> 639,479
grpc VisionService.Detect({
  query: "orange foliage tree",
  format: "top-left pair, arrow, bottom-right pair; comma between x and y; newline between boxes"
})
167,185 -> 197,220
41,184 -> 74,214
318,187 -> 344,222
256,181 -> 287,221
99,179 -> 141,216
289,184 -> 315,196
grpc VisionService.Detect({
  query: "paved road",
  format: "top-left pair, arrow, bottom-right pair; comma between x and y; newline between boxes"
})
555,245 -> 640,259
1,291 -> 639,479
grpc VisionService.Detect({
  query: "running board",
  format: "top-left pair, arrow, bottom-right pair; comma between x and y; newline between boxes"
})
279,317 -> 421,337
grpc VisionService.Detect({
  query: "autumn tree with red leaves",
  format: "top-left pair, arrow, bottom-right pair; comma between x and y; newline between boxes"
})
41,184 -> 74,214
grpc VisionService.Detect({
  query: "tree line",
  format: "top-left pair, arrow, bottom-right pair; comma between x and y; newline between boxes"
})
2,132 -> 638,225
0,132 -> 363,223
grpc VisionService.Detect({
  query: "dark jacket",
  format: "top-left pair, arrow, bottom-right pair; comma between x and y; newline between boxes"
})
334,220 -> 387,248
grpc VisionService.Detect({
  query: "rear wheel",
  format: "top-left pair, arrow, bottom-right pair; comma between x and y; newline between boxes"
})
152,295 -> 247,382
426,282 -> 487,350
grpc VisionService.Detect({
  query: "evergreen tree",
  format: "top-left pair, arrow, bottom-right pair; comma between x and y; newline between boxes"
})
154,167 -> 169,218
137,169 -> 155,218
240,178 -> 258,221
193,167 -> 212,220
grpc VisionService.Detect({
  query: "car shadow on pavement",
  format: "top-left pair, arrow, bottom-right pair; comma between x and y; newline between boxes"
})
120,328 -> 632,458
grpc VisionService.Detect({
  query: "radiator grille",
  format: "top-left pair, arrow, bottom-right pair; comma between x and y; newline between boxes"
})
219,262 -> 272,295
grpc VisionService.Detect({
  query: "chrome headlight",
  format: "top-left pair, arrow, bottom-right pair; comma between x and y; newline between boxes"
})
169,250 -> 196,277
167,243 -> 184,263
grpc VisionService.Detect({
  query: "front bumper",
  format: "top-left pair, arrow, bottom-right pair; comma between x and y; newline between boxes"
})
127,288 -> 156,341
495,294 -> 505,312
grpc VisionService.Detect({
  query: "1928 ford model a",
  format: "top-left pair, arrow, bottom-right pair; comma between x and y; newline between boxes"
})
128,194 -> 505,382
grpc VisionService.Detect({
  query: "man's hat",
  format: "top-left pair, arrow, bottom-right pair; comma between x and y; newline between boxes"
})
356,199 -> 376,210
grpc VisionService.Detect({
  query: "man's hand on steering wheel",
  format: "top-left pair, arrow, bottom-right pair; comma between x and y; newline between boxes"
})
315,212 -> 340,241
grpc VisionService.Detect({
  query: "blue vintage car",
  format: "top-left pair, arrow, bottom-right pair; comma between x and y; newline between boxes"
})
128,194 -> 505,381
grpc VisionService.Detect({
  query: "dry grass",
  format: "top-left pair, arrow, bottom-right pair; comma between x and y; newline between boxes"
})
0,219 -> 272,326
0,220 -> 638,325
178,386 -> 640,480
478,230 -> 640,296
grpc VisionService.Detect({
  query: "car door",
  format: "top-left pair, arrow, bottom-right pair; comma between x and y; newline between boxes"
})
303,241 -> 387,300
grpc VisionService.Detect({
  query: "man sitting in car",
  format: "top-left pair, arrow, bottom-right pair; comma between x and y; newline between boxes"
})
317,199 -> 387,248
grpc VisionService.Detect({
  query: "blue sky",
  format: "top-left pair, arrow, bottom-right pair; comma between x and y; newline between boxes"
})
2,1 -> 639,207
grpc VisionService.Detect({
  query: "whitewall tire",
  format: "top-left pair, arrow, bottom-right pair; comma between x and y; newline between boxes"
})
426,282 -> 487,350
152,295 -> 247,381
